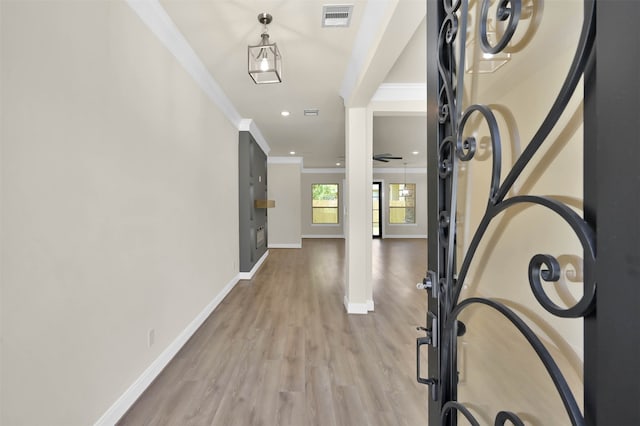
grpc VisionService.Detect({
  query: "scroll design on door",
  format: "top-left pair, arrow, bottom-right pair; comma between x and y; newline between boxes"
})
420,0 -> 596,424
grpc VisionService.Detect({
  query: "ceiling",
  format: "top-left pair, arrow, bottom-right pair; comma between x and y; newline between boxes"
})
159,0 -> 427,169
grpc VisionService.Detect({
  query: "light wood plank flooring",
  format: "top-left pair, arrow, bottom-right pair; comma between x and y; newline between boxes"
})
118,238 -> 429,426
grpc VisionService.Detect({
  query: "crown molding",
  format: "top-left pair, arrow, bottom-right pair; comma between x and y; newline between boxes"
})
268,156 -> 303,165
372,83 -> 427,102
239,119 -> 271,155
302,168 -> 346,174
373,167 -> 427,174
127,0 -> 241,125
127,0 -> 271,151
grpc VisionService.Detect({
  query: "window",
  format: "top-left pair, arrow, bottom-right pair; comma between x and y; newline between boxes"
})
312,183 -> 339,224
389,183 -> 416,224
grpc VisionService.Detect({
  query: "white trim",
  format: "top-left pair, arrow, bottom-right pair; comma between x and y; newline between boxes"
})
302,234 -> 345,239
373,167 -> 426,174
302,168 -> 346,174
126,0 -> 241,127
268,156 -> 303,165
94,274 -> 240,426
238,119 -> 271,155
339,0 -> 394,104
383,234 -> 428,239
366,299 -> 375,311
238,250 -> 269,280
372,83 -> 427,102
268,243 -> 302,249
343,296 -> 370,315
371,107 -> 427,117
126,1 -> 272,153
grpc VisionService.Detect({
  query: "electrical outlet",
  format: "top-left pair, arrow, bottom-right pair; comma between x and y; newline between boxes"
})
148,329 -> 155,347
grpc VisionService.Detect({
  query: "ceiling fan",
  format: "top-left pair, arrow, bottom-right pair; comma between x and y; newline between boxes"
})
373,153 -> 403,162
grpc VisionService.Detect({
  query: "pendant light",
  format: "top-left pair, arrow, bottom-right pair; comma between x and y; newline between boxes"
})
400,162 -> 411,197
248,13 -> 282,84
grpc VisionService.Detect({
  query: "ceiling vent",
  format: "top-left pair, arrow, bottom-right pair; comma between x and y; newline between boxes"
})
322,5 -> 353,27
304,108 -> 320,116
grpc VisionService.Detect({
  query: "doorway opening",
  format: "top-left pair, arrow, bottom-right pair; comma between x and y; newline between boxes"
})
372,182 -> 382,238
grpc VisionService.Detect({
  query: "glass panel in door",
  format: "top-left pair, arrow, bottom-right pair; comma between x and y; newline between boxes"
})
372,182 -> 381,238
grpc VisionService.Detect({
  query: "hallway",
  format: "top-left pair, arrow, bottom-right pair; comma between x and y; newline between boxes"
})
118,239 -> 428,425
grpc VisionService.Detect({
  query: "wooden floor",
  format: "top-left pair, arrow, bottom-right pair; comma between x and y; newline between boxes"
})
118,238 -> 429,426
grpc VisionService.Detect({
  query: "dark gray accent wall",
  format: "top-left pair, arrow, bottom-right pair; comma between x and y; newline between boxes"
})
239,131 -> 268,273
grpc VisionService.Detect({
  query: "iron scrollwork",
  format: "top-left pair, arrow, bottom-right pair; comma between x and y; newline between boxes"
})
419,0 -> 596,424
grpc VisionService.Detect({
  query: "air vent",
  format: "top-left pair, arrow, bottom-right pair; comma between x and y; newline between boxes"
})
304,108 -> 320,117
322,5 -> 353,27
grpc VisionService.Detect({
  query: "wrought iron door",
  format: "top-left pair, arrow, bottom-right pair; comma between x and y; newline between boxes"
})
415,0 -> 640,424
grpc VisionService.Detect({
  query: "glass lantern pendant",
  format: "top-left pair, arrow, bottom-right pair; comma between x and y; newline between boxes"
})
248,13 -> 282,84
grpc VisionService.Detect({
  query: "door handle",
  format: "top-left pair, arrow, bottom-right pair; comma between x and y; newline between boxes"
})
416,330 -> 438,400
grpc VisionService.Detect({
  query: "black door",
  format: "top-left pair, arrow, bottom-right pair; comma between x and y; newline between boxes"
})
419,1 -> 640,424
373,182 -> 382,238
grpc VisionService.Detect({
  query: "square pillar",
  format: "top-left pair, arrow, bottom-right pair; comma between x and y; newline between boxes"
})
344,107 -> 374,314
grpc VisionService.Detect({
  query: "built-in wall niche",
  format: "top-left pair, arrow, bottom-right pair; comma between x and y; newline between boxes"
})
249,142 -> 254,177
249,183 -> 254,221
239,131 -> 268,273
249,227 -> 256,263
254,200 -> 275,208
256,225 -> 265,249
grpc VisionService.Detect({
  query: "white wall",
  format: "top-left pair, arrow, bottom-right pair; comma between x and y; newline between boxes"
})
300,169 -> 427,239
1,2 -> 239,424
267,161 -> 302,248
373,169 -> 428,238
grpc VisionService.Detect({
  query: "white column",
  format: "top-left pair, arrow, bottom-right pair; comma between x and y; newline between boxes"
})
344,107 -> 374,314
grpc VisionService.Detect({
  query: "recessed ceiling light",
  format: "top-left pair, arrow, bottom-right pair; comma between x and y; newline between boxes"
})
289,151 -> 296,155
336,162 -> 341,166
281,111 -> 290,116
412,151 -> 419,155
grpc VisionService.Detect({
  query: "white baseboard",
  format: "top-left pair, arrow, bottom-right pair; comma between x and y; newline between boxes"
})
382,235 -> 428,239
366,299 -> 375,311
301,234 -> 345,239
268,243 -> 302,249
343,296 -> 374,315
238,250 -> 269,280
94,274 -> 240,426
